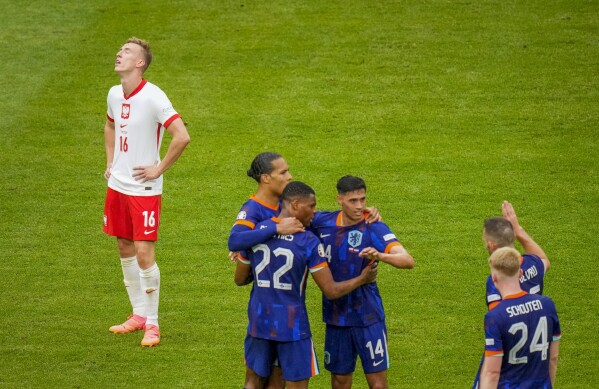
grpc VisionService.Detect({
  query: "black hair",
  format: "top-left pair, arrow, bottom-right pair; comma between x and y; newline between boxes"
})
336,175 -> 366,194
484,217 -> 515,247
247,152 -> 283,183
281,181 -> 315,202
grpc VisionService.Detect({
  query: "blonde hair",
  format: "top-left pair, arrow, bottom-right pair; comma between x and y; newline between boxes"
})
489,247 -> 520,277
126,37 -> 152,72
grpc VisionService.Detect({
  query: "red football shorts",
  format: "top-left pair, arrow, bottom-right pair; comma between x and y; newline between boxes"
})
103,187 -> 162,241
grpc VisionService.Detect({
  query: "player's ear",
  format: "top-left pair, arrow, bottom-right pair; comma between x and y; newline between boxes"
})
336,194 -> 343,206
261,173 -> 271,184
491,271 -> 498,285
290,199 -> 300,211
519,268 -> 523,278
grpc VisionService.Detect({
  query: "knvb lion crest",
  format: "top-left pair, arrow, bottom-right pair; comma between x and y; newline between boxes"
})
348,230 -> 362,248
121,103 -> 130,119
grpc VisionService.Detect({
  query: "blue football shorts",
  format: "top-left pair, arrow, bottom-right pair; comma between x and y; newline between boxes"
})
324,321 -> 389,374
244,334 -> 320,381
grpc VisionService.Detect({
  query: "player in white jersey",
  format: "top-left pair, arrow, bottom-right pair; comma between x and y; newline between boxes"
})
102,37 -> 190,347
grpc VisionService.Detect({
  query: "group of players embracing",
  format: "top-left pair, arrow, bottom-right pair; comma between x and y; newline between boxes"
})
228,152 -> 561,389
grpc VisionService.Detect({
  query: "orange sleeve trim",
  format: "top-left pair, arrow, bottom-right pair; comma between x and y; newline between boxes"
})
488,301 -> 500,311
485,350 -> 503,357
311,262 -> 329,271
107,114 -> 114,122
235,219 -> 255,229
163,113 -> 181,128
384,242 -> 401,254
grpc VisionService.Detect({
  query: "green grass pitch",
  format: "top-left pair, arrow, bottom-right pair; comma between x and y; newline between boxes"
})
0,1 -> 597,387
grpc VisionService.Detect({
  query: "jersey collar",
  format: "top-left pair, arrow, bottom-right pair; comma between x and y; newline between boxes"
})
124,78 -> 147,100
503,290 -> 528,300
250,195 -> 279,211
335,211 -> 367,227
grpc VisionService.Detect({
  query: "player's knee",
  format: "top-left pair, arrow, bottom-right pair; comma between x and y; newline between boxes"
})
117,238 -> 135,256
367,379 -> 388,389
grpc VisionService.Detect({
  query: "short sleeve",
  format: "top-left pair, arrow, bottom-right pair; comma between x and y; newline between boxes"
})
233,203 -> 262,230
483,312 -> 504,357
526,254 -> 546,278
548,298 -> 562,341
107,92 -> 114,121
237,251 -> 250,264
152,88 -> 180,127
486,276 -> 502,308
307,235 -> 328,273
369,222 -> 401,253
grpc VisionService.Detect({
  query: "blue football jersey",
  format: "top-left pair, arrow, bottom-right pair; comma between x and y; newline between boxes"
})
309,211 -> 401,327
239,220 -> 328,341
484,292 -> 561,388
228,195 -> 281,251
486,254 -> 545,309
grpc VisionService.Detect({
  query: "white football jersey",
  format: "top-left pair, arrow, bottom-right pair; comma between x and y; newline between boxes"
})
106,79 -> 180,196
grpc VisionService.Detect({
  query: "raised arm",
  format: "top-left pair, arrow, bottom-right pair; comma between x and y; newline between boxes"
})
311,263 -> 377,300
502,201 -> 549,272
359,245 -> 414,269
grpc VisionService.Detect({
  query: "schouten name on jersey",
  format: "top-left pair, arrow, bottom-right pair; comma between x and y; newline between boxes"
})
505,299 -> 543,318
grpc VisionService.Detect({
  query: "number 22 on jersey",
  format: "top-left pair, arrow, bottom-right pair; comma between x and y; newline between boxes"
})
252,244 -> 294,291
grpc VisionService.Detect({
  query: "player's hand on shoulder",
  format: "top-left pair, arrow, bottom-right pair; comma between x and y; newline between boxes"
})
276,217 -> 304,235
364,207 -> 382,224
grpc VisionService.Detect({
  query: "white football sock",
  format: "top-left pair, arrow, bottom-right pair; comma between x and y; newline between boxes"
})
140,263 -> 160,327
120,256 -> 145,317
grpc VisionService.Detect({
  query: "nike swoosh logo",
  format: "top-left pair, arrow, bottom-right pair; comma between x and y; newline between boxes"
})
373,360 -> 384,367
120,124 -> 128,128
320,233 -> 331,238
145,288 -> 157,294
144,230 -> 156,235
